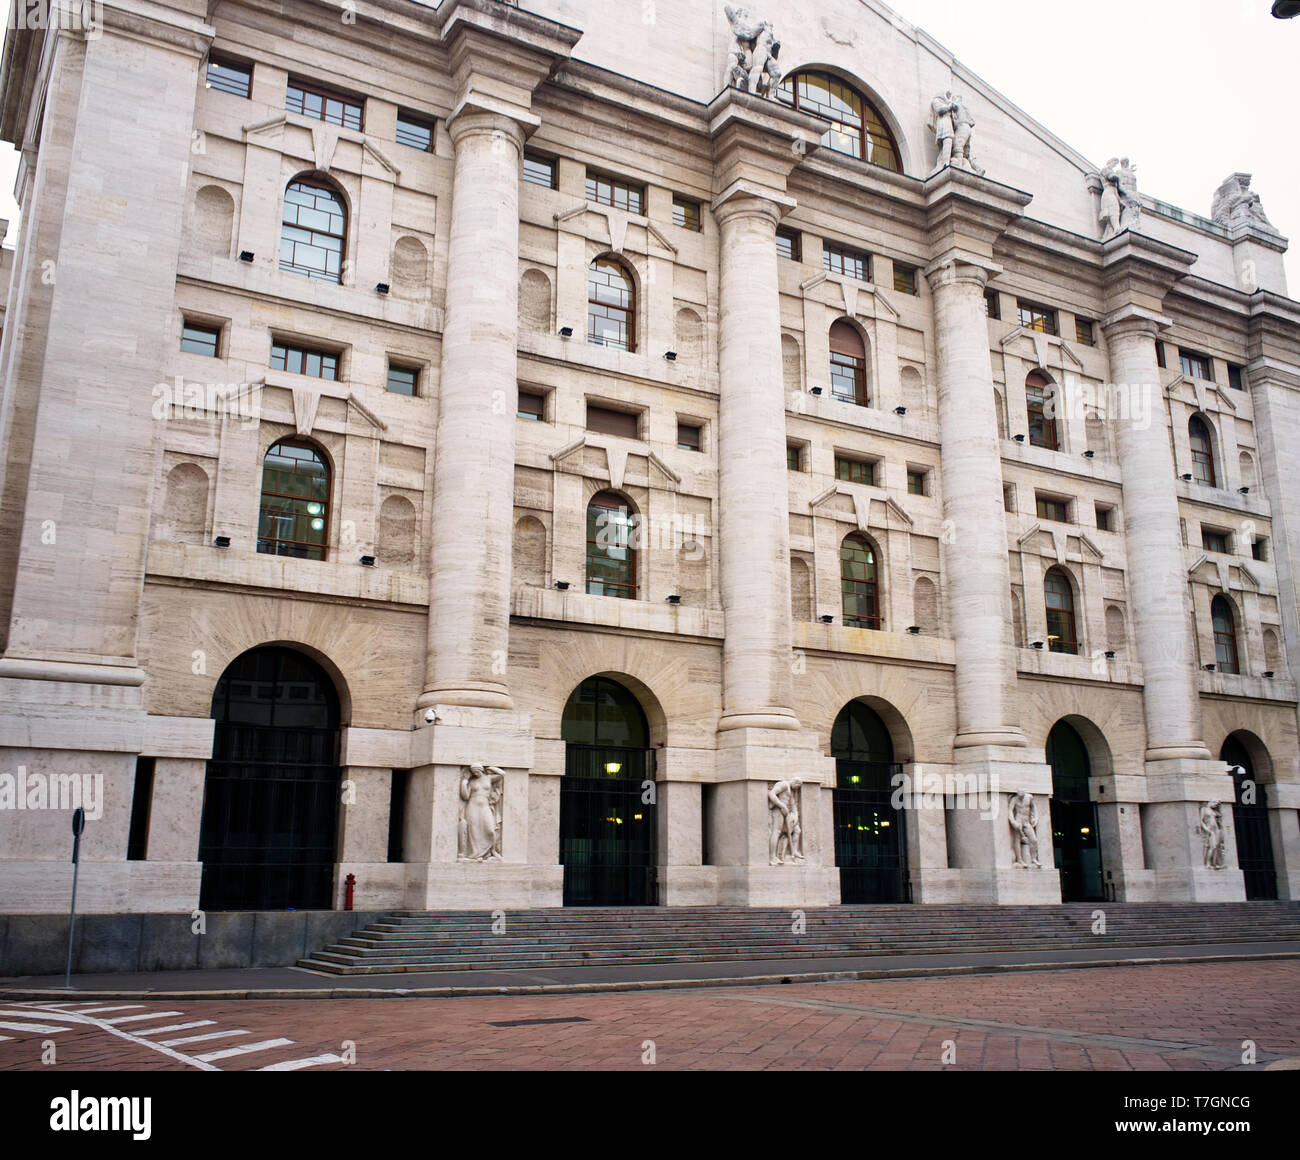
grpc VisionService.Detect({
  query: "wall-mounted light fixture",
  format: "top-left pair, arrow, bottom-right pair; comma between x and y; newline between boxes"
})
554,581 -> 570,591
375,283 -> 390,295
666,594 -> 682,605
1032,641 -> 1045,650
907,626 -> 921,635
559,326 -> 573,338
360,555 -> 376,567
1181,473 -> 1194,482
213,535 -> 231,548
1014,434 -> 1026,444
664,351 -> 678,362
820,615 -> 835,624
239,251 -> 254,263
810,386 -> 824,396
894,406 -> 907,416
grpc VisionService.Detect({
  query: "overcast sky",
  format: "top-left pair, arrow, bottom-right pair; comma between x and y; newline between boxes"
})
0,0 -> 1292,290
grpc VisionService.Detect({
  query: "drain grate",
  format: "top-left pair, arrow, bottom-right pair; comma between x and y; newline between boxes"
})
486,1017 -> 591,1028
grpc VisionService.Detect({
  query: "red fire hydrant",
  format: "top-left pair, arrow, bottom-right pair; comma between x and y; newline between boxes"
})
344,873 -> 356,911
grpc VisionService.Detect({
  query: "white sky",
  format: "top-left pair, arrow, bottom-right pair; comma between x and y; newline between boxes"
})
0,0 -> 1294,290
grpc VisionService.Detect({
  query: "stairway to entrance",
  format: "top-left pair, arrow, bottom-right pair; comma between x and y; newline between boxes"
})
298,902 -> 1300,976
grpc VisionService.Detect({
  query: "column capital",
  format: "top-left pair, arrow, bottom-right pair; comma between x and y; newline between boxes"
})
445,102 -> 535,150
711,186 -> 792,228
708,86 -> 825,205
1100,307 -> 1167,344
924,255 -> 997,293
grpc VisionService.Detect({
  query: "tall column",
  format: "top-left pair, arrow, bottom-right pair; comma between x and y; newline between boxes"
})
1099,237 -> 1242,901
706,89 -> 838,907
421,107 -> 529,711
715,194 -> 797,732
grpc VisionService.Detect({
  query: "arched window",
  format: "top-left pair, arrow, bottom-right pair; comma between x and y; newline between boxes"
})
587,257 -> 636,352
1189,415 -> 1217,487
585,491 -> 637,599
257,440 -> 330,560
841,534 -> 881,629
1211,595 -> 1240,674
1026,372 -> 1059,451
778,71 -> 901,171
280,179 -> 346,283
830,321 -> 868,407
1044,567 -> 1079,654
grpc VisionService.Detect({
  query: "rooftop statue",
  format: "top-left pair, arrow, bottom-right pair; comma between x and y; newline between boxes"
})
1093,157 -> 1141,240
725,5 -> 783,99
928,90 -> 984,177
1212,173 -> 1276,232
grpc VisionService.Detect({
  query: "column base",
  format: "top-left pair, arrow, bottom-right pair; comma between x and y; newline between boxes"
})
715,864 -> 840,907
402,862 -> 562,910
657,866 -> 720,907
1140,758 -> 1244,901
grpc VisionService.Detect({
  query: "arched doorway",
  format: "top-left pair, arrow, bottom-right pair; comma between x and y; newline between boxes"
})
1047,721 -> 1105,902
831,701 -> 908,903
560,677 -> 657,906
199,647 -> 342,911
1222,734 -> 1278,900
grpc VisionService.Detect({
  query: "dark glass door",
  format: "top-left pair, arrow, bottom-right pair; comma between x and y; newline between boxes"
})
199,647 -> 341,911
1048,721 -> 1106,902
1224,738 -> 1278,901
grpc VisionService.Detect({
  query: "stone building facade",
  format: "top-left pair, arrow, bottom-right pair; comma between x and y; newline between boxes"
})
0,0 -> 1297,918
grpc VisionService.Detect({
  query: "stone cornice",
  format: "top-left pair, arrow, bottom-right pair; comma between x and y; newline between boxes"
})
923,167 -> 1032,270
707,86 -> 827,203
1099,230 -> 1197,322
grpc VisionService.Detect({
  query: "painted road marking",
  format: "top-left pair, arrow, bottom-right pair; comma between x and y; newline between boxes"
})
159,1030 -> 249,1047
195,1038 -> 294,1063
258,1053 -> 345,1072
101,1011 -> 183,1025
0,1020 -> 71,1034
62,1005 -> 148,1015
134,1021 -> 217,1037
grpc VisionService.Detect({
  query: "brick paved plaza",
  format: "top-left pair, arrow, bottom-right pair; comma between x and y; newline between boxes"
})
3,961 -> 1298,1072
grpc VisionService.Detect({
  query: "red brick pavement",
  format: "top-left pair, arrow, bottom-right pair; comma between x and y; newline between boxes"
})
1,961 -> 1296,1072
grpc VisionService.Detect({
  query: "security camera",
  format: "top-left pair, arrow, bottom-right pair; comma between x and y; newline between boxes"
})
423,707 -> 439,725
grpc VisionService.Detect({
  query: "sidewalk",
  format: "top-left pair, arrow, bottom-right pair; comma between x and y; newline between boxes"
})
2,940 -> 1297,1000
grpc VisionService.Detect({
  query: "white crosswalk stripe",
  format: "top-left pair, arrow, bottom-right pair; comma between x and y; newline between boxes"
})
257,1053 -> 344,1072
133,1021 -> 217,1037
62,1005 -> 148,1014
195,1038 -> 294,1063
100,1011 -> 182,1025
0,1035 -> 13,1043
159,1030 -> 249,1047
0,1020 -> 71,1034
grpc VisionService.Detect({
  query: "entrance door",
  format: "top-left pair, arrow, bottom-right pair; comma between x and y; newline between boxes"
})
199,647 -> 341,911
1223,736 -> 1278,901
560,677 -> 657,906
832,702 -> 908,904
1047,721 -> 1105,902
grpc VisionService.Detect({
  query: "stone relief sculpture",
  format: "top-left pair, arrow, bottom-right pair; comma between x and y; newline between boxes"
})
457,764 -> 505,862
1198,801 -> 1226,870
768,779 -> 805,865
1009,792 -> 1042,868
1211,173 -> 1276,232
928,91 -> 984,177
1094,158 -> 1141,239
725,5 -> 783,99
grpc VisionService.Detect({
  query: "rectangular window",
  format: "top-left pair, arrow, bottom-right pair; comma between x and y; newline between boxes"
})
1202,528 -> 1230,554
287,79 -> 363,131
1180,349 -> 1214,382
1228,364 -> 1246,392
585,171 -> 644,214
985,290 -> 1002,320
518,390 -> 545,421
1036,494 -> 1069,523
1075,318 -> 1097,347
677,422 -> 702,451
907,469 -> 927,497
587,404 -> 639,439
824,243 -> 870,281
1156,342 -> 1167,369
396,110 -> 434,151
1095,504 -> 1115,532
387,770 -> 408,863
523,152 -> 558,189
206,55 -> 251,98
787,445 -> 805,472
893,263 -> 919,296
126,757 -> 155,861
271,341 -> 338,380
1003,484 -> 1016,514
835,455 -> 874,486
776,227 -> 801,262
1253,537 -> 1269,562
386,363 -> 419,396
1018,300 -> 1060,337
672,196 -> 702,232
181,321 -> 221,357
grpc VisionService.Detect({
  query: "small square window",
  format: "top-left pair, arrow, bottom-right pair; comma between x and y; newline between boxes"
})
1018,300 -> 1059,337
1075,318 -> 1096,347
1095,503 -> 1114,532
1036,494 -> 1069,523
287,79 -> 363,131
776,227 -> 801,262
1003,484 -> 1016,514
1228,364 -> 1246,392
677,422 -> 702,451
396,110 -> 434,152
1202,528 -> 1230,554
1180,350 -> 1214,382
518,390 -> 545,421
985,290 -> 1002,320
1252,537 -> 1268,562
523,152 -> 558,190
181,322 -> 221,357
206,56 -> 251,98
907,470 -> 927,497
587,404 -> 640,438
824,243 -> 871,282
835,455 -> 874,486
386,364 -> 418,396
787,445 -> 805,472
271,341 -> 338,381
673,196 -> 702,232
585,171 -> 644,215
893,263 -> 919,296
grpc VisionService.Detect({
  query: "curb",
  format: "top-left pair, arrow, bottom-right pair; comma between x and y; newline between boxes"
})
2,950 -> 1297,1002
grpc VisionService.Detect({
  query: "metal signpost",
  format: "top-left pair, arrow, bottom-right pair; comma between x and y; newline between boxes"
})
64,807 -> 85,990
